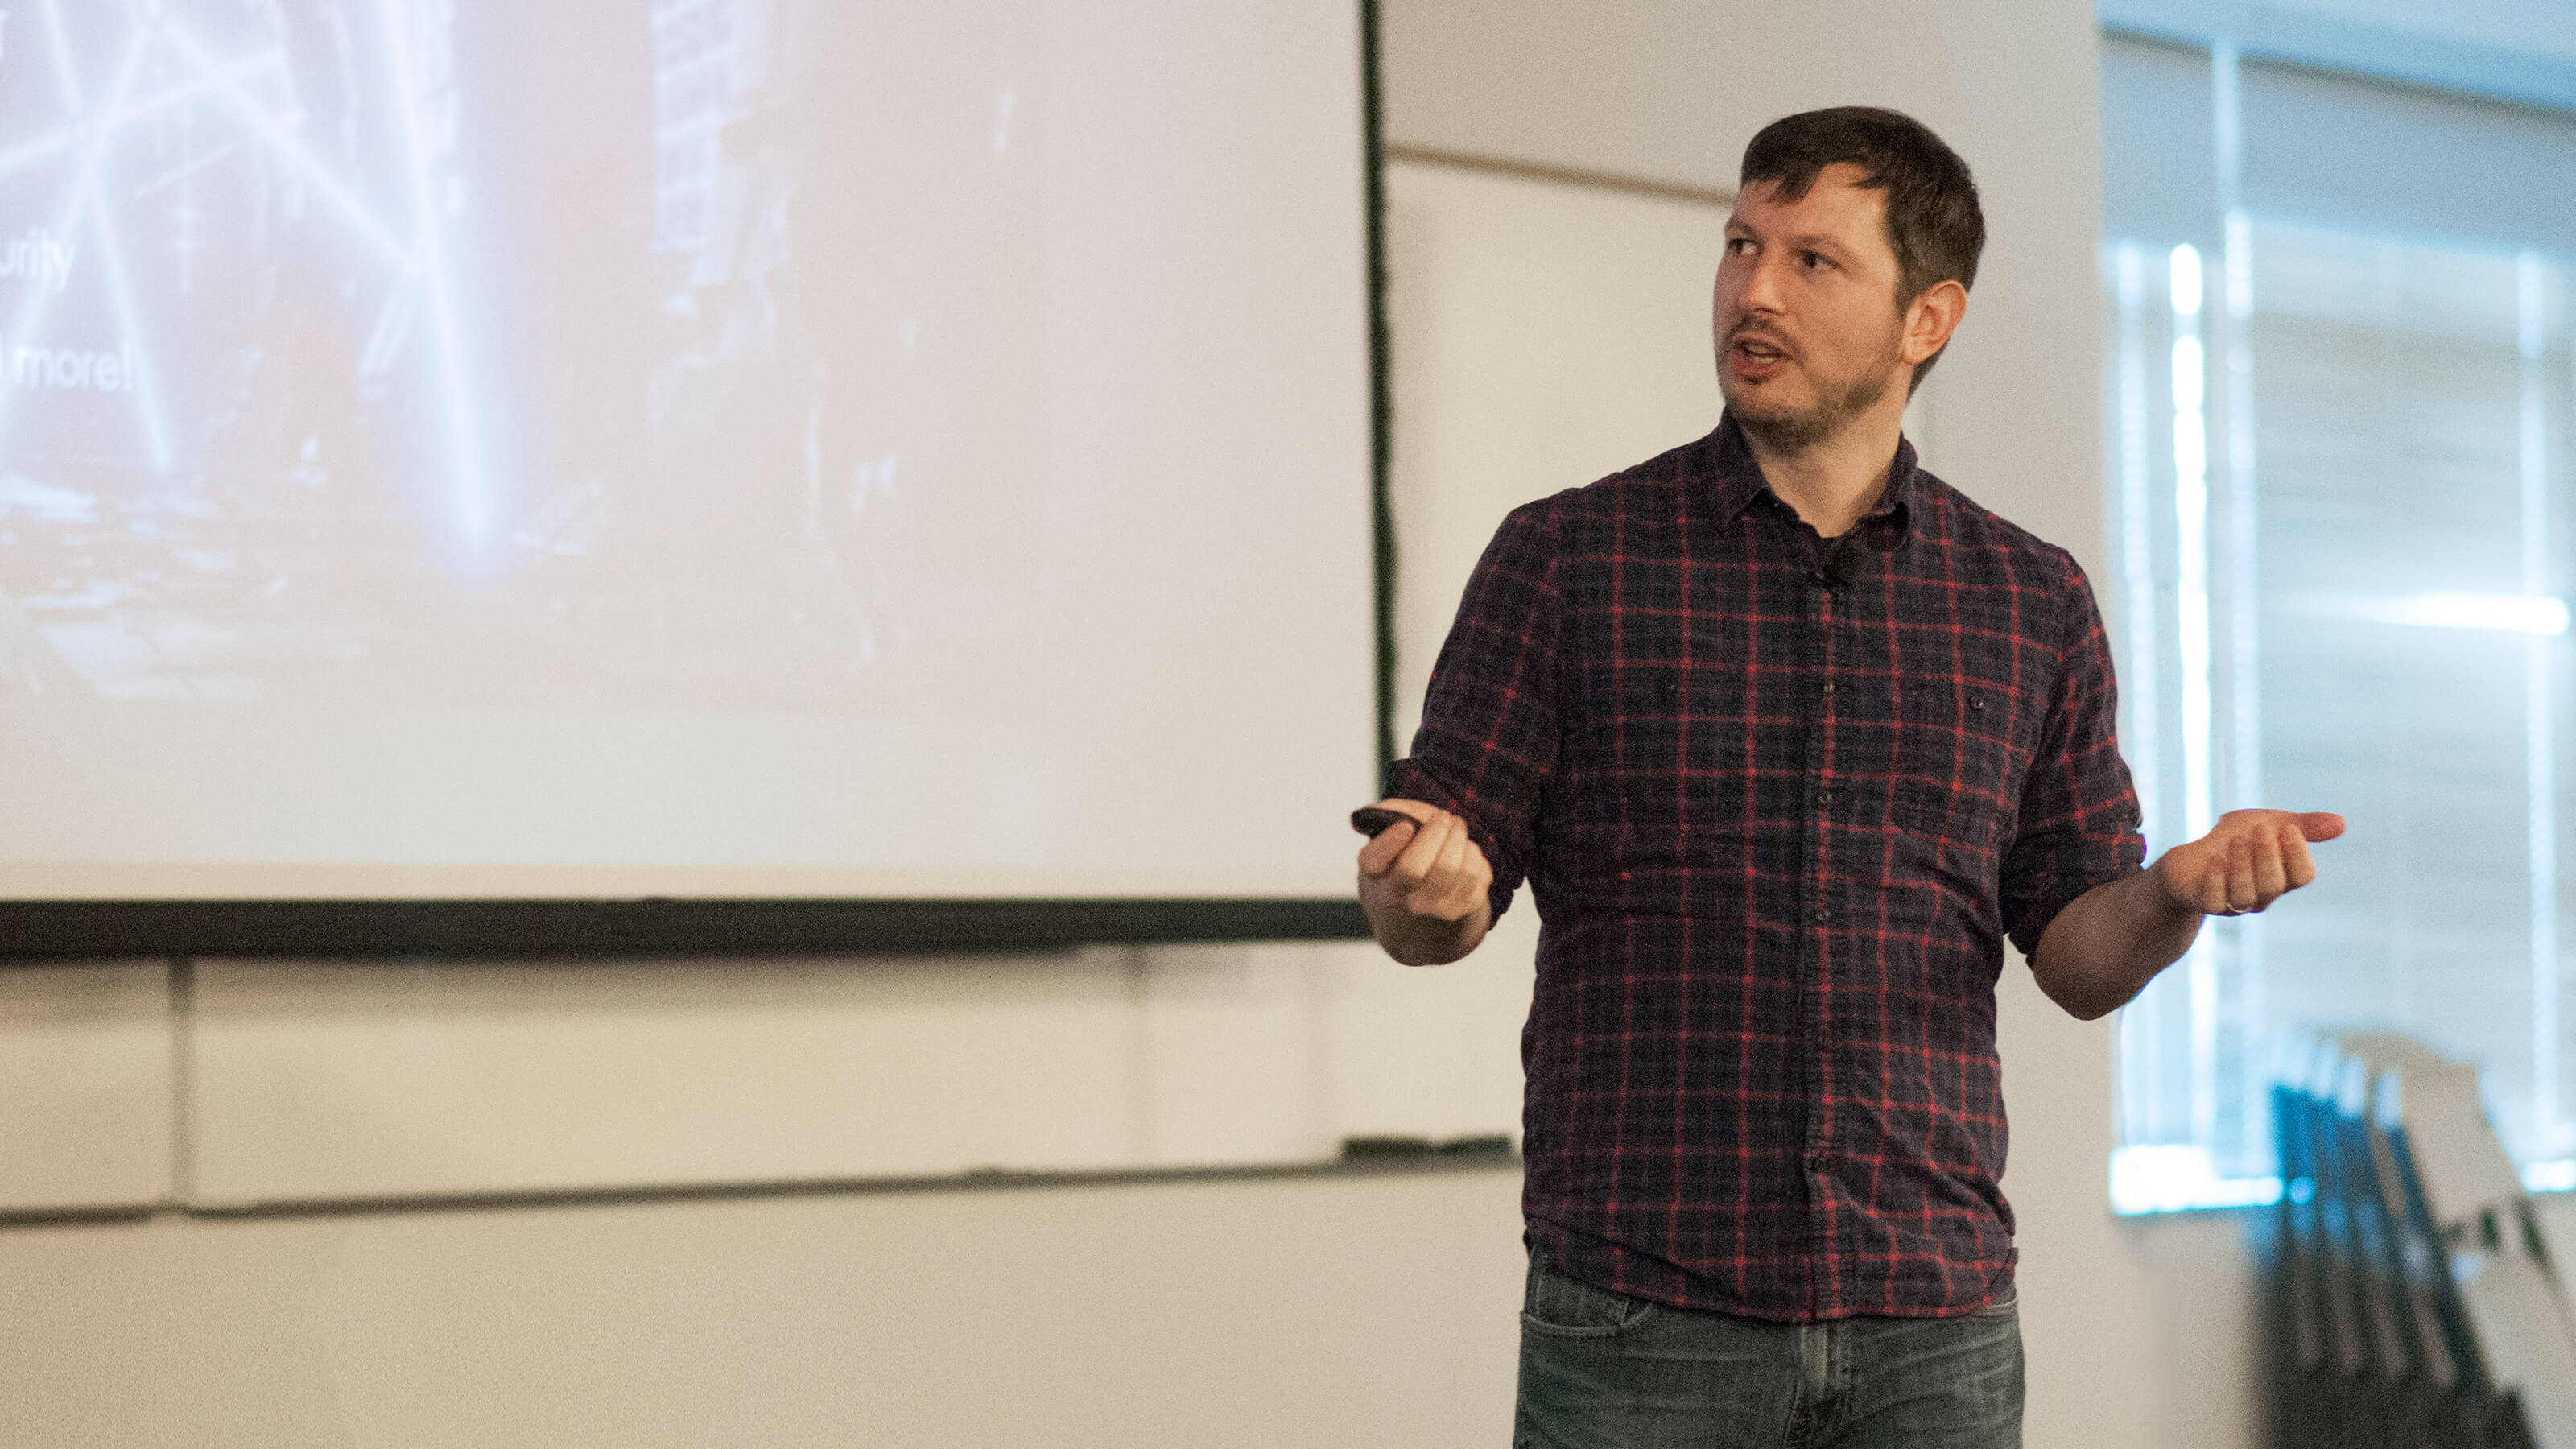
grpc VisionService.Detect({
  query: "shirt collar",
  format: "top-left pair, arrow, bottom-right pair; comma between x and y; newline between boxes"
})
1706,410 -> 1920,544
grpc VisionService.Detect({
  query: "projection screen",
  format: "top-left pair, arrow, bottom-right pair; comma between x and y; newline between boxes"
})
0,1 -> 1377,910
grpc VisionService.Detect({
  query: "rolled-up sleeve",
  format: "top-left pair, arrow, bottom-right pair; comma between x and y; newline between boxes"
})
2000,558 -> 2148,958
1382,497 -> 1564,924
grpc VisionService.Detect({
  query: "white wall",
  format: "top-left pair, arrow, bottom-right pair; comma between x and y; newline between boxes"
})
0,1166 -> 1528,1448
0,3 -> 2322,1446
0,962 -> 170,1212
3,945 -> 1530,1211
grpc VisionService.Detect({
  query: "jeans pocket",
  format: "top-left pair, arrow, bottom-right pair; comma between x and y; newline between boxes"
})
1520,1252 -> 1657,1340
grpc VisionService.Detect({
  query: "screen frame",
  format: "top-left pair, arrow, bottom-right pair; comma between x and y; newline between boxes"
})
0,1 -> 1393,962
0,898 -> 1371,960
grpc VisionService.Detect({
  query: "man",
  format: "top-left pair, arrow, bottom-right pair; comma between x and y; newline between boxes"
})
1356,107 -> 2342,1447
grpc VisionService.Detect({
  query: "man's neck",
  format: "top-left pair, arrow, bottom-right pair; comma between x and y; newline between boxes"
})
1738,406 -> 1906,539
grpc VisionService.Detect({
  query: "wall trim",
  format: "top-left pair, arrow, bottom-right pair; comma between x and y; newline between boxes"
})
0,1151 -> 1522,1229
1385,142 -> 1736,210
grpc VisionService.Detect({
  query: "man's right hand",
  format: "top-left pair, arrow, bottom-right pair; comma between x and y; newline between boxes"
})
1354,799 -> 1495,966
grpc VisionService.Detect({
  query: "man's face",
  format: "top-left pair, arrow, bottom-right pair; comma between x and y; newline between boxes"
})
1713,164 -> 1913,450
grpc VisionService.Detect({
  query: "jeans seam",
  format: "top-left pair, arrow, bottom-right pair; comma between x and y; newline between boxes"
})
1519,1309 -> 1653,1341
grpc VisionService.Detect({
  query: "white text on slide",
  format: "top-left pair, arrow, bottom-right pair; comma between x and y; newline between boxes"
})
0,229 -> 76,293
10,345 -> 137,392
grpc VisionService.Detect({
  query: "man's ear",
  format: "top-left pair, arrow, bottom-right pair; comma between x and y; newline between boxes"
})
1901,279 -> 1968,368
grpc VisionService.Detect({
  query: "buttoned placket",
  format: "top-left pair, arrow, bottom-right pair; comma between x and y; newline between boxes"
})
1796,519 -> 1841,1319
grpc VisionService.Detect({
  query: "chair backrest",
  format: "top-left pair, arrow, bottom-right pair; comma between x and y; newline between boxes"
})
2268,1033 -> 2576,1449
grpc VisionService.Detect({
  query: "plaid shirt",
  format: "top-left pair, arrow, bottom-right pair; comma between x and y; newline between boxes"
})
1387,415 -> 2143,1322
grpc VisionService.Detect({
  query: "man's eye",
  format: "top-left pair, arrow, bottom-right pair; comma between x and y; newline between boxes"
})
1801,251 -> 1831,270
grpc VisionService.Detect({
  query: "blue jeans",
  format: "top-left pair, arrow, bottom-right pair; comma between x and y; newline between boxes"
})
1513,1249 -> 2024,1448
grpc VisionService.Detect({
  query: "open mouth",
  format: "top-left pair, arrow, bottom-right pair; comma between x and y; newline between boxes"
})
1731,334 -> 1793,378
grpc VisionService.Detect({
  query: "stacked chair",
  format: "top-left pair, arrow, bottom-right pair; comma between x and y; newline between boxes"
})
2266,1033 -> 2576,1449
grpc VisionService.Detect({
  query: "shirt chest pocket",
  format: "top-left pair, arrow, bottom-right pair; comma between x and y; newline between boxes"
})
1565,658 -> 1749,856
1894,676 -> 2032,847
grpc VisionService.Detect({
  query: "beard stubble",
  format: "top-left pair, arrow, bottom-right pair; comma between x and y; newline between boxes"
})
1723,325 -> 1909,452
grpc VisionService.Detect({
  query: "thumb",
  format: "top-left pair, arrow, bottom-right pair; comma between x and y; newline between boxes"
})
2294,811 -> 2346,842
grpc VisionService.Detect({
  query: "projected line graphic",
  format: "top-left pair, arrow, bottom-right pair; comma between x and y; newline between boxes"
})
0,2 -> 476,513
0,1 -> 1037,710
0,0 -> 509,700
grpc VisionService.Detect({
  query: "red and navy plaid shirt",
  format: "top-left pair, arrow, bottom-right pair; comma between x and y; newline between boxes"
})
1386,415 -> 2143,1323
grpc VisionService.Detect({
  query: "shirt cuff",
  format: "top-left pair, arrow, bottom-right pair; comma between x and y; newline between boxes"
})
1379,758 -> 1524,925
2004,832 -> 2146,959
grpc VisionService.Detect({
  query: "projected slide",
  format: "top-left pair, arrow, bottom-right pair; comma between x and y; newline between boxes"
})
0,0 -> 1051,708
0,0 -> 1381,897
0,0 -> 1373,898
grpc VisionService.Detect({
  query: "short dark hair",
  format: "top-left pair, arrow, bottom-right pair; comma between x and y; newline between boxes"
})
1740,106 -> 1984,386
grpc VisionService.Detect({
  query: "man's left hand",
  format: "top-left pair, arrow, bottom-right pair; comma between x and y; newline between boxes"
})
2151,808 -> 2347,918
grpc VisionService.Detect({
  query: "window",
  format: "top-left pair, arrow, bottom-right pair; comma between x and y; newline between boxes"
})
2100,35 -> 2576,1211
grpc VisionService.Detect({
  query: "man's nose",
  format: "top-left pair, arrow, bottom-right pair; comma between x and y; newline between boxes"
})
1735,250 -> 1790,316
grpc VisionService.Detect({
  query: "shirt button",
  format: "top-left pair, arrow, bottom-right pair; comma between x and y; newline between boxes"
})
1815,788 -> 1834,806
1813,906 -> 1832,923
1821,680 -> 1836,695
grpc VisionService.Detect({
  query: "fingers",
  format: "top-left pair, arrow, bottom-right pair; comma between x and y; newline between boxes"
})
1389,809 -> 1455,887
1355,819 -> 1415,875
2176,809 -> 2339,917
2250,828 -> 2288,904
2281,831 -> 2318,890
2225,836 -> 2259,914
1354,799 -> 1434,875
1356,805 -> 1442,884
1353,802 -> 1491,923
2296,811 -> 2347,842
1423,820 -> 1472,915
2182,847 -> 2232,916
